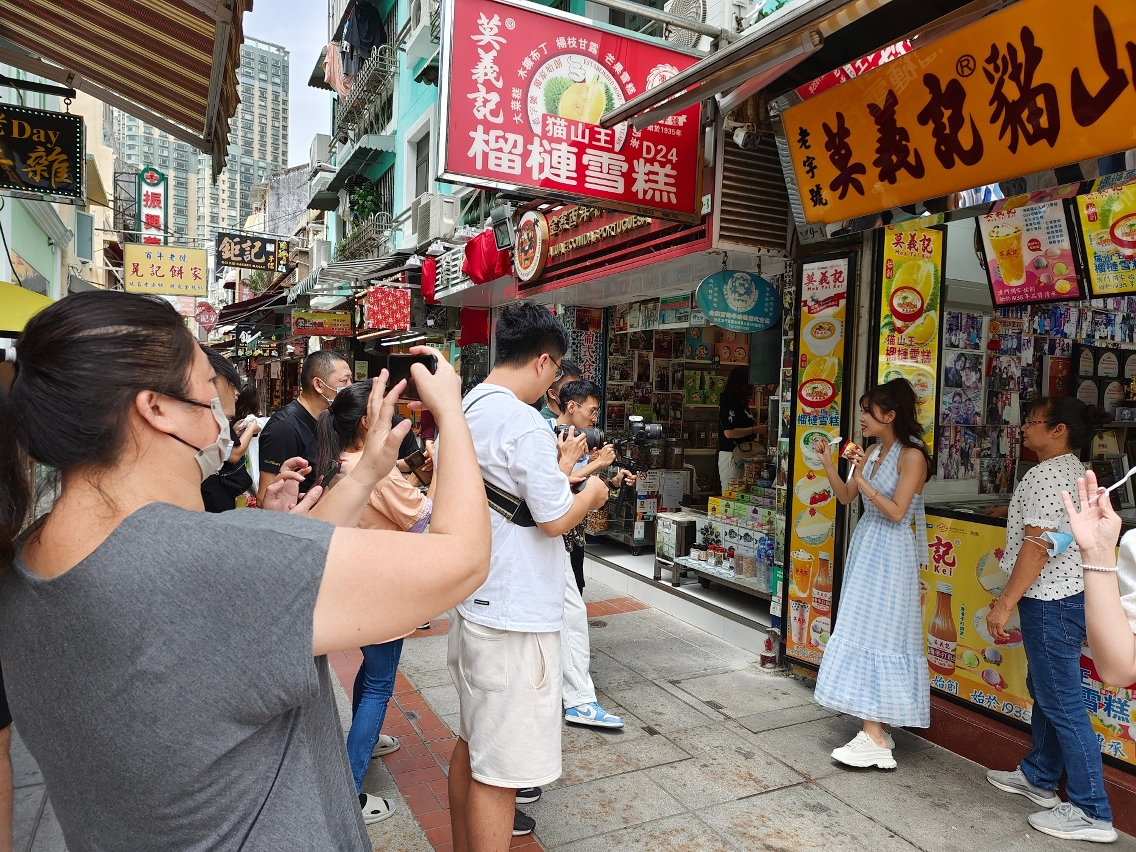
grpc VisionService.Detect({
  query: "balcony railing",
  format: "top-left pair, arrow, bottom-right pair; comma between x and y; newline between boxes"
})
336,211 -> 395,261
333,44 -> 398,142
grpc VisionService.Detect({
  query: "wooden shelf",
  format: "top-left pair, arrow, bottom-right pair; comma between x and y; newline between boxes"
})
683,448 -> 719,456
683,403 -> 719,409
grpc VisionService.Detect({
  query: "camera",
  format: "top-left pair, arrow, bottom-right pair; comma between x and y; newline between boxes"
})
610,415 -> 664,475
627,415 -> 663,441
553,424 -> 605,451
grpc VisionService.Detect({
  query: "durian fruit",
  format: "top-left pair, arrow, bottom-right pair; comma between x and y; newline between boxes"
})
544,77 -> 573,115
559,75 -> 608,123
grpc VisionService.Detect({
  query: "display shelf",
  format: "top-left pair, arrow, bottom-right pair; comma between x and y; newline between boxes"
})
683,404 -> 720,409
684,449 -> 719,456
671,555 -> 773,600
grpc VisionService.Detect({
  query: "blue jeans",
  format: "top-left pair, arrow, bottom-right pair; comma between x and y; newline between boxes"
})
346,639 -> 404,792
1018,594 -> 1112,822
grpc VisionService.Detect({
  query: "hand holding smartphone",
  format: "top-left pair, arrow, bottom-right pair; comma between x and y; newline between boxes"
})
387,353 -> 438,401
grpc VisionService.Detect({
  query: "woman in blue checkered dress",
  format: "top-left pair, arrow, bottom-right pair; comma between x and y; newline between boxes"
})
812,379 -> 930,769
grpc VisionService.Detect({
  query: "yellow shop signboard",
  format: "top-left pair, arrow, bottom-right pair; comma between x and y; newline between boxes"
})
782,0 -> 1136,224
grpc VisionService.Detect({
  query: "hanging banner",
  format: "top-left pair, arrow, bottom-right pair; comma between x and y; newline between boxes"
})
215,231 -> 291,273
979,199 -> 1084,304
364,286 -> 411,331
877,225 -> 943,447
123,244 -> 206,295
137,166 -> 167,245
695,270 -> 781,333
1076,180 -> 1136,296
291,310 -> 352,337
786,254 -> 853,666
0,103 -> 83,202
781,0 -> 1136,225
195,302 -> 220,333
439,0 -> 703,221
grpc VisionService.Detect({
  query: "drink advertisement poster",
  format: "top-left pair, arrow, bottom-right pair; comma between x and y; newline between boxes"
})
877,225 -> 943,449
922,512 -> 1136,768
979,200 -> 1083,305
785,254 -> 854,666
439,0 -> 703,221
1077,181 -> 1136,296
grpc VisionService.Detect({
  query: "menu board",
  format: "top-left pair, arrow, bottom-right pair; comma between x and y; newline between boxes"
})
785,254 -> 853,666
1077,181 -> 1136,296
979,201 -> 1083,305
878,225 -> 943,448
924,511 -> 1136,768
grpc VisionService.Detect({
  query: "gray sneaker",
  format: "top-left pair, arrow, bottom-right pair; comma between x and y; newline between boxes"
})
1029,803 -> 1118,843
986,767 -> 1061,808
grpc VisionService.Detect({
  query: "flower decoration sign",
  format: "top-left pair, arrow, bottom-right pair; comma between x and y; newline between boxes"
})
439,0 -> 703,221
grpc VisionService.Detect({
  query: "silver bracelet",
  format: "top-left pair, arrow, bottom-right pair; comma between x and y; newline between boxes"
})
1082,563 -> 1119,573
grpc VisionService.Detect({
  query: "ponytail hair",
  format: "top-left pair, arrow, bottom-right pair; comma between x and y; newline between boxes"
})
1031,397 -> 1110,456
1,291 -> 198,567
860,378 -> 932,480
314,381 -> 373,483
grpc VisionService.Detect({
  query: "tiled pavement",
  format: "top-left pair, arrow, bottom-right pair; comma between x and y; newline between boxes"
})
13,570 -> 1136,851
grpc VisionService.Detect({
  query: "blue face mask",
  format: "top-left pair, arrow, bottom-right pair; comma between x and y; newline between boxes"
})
1025,530 -> 1074,557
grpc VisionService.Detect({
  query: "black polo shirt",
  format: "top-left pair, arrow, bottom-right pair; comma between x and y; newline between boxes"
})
258,399 -> 320,494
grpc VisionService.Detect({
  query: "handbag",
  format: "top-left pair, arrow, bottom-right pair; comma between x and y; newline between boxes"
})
216,460 -> 254,498
732,440 -> 765,465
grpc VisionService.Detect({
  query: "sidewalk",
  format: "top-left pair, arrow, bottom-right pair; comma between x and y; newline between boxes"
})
13,566 -> 1136,851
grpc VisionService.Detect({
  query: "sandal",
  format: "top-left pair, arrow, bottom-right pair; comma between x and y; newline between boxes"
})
359,793 -> 396,824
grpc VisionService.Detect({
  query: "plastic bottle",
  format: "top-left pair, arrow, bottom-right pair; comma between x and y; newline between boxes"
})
811,552 -> 832,615
927,582 -> 958,675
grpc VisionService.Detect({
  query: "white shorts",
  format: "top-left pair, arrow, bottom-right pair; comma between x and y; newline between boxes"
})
447,609 -> 563,788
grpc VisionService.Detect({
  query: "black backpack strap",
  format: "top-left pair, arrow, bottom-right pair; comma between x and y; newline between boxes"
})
462,389 -> 537,527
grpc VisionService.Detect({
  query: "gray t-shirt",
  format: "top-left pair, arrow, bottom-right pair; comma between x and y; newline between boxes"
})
1,503 -> 369,852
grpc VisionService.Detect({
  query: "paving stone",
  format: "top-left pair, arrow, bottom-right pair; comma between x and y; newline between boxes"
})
10,728 -> 43,790
673,668 -> 814,718
548,730 -> 690,789
701,783 -> 921,852
29,798 -> 67,852
587,649 -> 646,692
524,770 -> 685,846
365,805 -> 435,852
652,722 -> 806,809
604,680 -> 721,734
818,746 -> 1129,852
13,784 -> 44,852
583,614 -> 673,653
396,634 -> 450,677
404,668 -> 456,690
733,701 -> 840,734
601,637 -> 736,681
986,828 -> 1136,851
418,683 -> 460,719
552,813 -> 738,852
745,713 -> 866,781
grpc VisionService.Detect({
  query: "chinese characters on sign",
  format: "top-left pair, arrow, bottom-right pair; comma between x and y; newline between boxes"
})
137,167 -> 167,245
695,270 -> 781,333
215,231 -> 291,273
877,225 -> 943,447
786,255 -> 852,667
1076,179 -> 1136,296
291,310 -> 352,337
782,0 -> 1136,224
980,198 -> 1083,304
0,104 -> 83,202
441,0 -> 702,219
123,244 -> 207,296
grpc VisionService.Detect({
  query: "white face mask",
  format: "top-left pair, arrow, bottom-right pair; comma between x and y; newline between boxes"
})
168,396 -> 234,481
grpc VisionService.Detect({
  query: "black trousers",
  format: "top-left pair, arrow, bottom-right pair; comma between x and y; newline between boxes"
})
570,542 -> 585,594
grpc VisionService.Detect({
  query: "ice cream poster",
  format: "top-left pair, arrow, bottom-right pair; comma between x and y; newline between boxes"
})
980,200 -> 1082,305
785,254 -> 853,667
878,225 -> 943,447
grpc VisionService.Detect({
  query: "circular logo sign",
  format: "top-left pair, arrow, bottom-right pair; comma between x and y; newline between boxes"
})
514,211 -> 550,283
527,54 -> 627,151
695,270 -> 781,333
140,167 -> 165,186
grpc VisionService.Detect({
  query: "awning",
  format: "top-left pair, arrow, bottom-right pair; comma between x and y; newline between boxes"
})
68,274 -> 101,294
0,282 -> 54,335
601,0 -> 910,128
216,285 -> 289,325
326,135 -> 396,193
85,156 -> 110,207
0,0 -> 249,178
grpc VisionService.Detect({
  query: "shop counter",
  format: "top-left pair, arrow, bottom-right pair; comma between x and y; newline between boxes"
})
922,503 -> 1136,771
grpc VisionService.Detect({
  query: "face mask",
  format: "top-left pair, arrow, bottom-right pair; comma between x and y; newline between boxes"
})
169,397 -> 234,481
1024,530 -> 1074,557
319,383 -> 345,406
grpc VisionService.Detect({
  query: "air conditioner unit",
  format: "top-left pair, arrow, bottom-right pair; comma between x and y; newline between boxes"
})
663,0 -> 706,48
310,239 -> 331,270
310,133 -> 331,170
412,193 -> 457,245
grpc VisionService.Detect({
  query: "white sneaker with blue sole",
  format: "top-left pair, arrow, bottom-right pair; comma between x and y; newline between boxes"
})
564,702 -> 624,728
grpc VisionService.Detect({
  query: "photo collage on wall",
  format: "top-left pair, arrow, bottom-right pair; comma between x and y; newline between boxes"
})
605,303 -> 687,432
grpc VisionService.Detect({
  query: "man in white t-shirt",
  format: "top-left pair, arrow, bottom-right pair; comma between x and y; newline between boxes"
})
448,303 -> 608,852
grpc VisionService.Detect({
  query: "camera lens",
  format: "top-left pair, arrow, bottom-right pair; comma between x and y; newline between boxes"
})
643,423 -> 664,439
584,427 -> 604,450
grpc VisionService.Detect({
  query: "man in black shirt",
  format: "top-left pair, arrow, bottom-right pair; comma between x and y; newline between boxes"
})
257,350 -> 352,501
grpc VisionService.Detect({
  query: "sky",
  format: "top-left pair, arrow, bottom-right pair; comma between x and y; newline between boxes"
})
241,0 -> 333,166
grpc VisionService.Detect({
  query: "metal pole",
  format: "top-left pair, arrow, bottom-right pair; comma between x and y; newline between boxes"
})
584,0 -> 738,42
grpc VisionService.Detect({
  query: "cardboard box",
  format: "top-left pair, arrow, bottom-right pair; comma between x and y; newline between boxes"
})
706,389 -> 721,405
685,327 -> 718,362
688,389 -> 703,404
707,496 -> 723,515
713,375 -> 727,392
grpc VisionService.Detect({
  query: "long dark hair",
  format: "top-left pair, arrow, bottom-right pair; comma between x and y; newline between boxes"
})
314,381 -> 372,482
1031,397 -> 1109,456
722,366 -> 751,405
860,378 -> 931,480
0,291 -> 198,567
235,384 -> 261,420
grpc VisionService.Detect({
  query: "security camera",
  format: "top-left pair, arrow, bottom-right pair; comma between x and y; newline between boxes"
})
733,127 -> 761,150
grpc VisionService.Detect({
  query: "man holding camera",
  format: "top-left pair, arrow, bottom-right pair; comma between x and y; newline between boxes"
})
448,304 -> 608,852
551,379 -> 631,730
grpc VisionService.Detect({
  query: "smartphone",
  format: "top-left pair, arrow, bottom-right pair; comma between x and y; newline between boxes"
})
320,459 -> 340,485
387,353 -> 438,401
404,449 -> 427,472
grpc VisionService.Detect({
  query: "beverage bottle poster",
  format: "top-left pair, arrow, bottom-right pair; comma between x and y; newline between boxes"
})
1077,180 -> 1136,296
878,225 -> 943,447
979,200 -> 1082,305
785,254 -> 852,666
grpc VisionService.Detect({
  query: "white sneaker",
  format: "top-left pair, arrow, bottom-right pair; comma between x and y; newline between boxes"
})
831,731 -> 897,769
372,734 -> 401,757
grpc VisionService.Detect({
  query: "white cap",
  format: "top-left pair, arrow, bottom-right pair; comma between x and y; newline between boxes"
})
936,581 -> 952,593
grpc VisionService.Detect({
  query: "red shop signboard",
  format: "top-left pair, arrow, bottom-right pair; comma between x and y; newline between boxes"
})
439,0 -> 703,221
